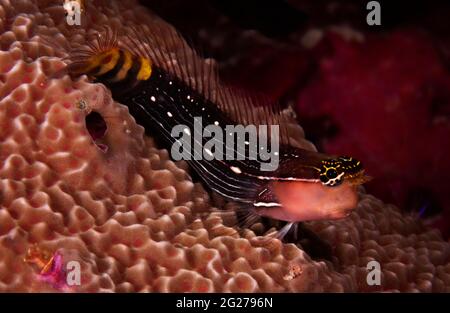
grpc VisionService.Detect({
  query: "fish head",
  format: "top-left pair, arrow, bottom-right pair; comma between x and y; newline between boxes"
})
256,150 -> 370,222
318,155 -> 370,187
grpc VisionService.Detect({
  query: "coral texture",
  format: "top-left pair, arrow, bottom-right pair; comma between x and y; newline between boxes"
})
0,0 -> 449,292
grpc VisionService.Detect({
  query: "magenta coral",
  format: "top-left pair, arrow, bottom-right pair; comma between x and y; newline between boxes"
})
296,30 -> 450,238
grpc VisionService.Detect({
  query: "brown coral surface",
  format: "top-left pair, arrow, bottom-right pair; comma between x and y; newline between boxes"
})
0,0 -> 449,292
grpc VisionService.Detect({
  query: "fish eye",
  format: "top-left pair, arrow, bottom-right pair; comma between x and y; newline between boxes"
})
319,160 -> 348,186
326,168 -> 338,179
319,171 -> 343,187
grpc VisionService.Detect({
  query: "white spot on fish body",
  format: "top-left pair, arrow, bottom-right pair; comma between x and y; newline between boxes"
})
230,166 -> 242,174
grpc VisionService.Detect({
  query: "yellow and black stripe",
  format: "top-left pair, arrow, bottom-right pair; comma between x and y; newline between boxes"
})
73,48 -> 152,89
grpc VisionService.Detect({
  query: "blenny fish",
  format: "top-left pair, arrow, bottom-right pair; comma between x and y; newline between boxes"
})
65,24 -> 369,239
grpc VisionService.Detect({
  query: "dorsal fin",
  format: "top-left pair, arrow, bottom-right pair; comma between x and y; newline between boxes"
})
121,22 -> 220,102
217,86 -> 294,146
120,21 -> 296,146
38,15 -> 300,148
66,26 -> 120,76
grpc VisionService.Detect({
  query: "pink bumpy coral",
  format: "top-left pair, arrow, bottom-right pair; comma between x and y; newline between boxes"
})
0,0 -> 449,292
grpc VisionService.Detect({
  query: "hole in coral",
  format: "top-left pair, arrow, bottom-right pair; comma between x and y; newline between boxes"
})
85,111 -> 107,141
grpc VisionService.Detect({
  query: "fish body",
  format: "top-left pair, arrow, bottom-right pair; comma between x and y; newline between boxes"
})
66,25 -> 368,233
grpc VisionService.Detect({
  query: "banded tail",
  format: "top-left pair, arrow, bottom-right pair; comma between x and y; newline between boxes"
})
67,28 -> 152,94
